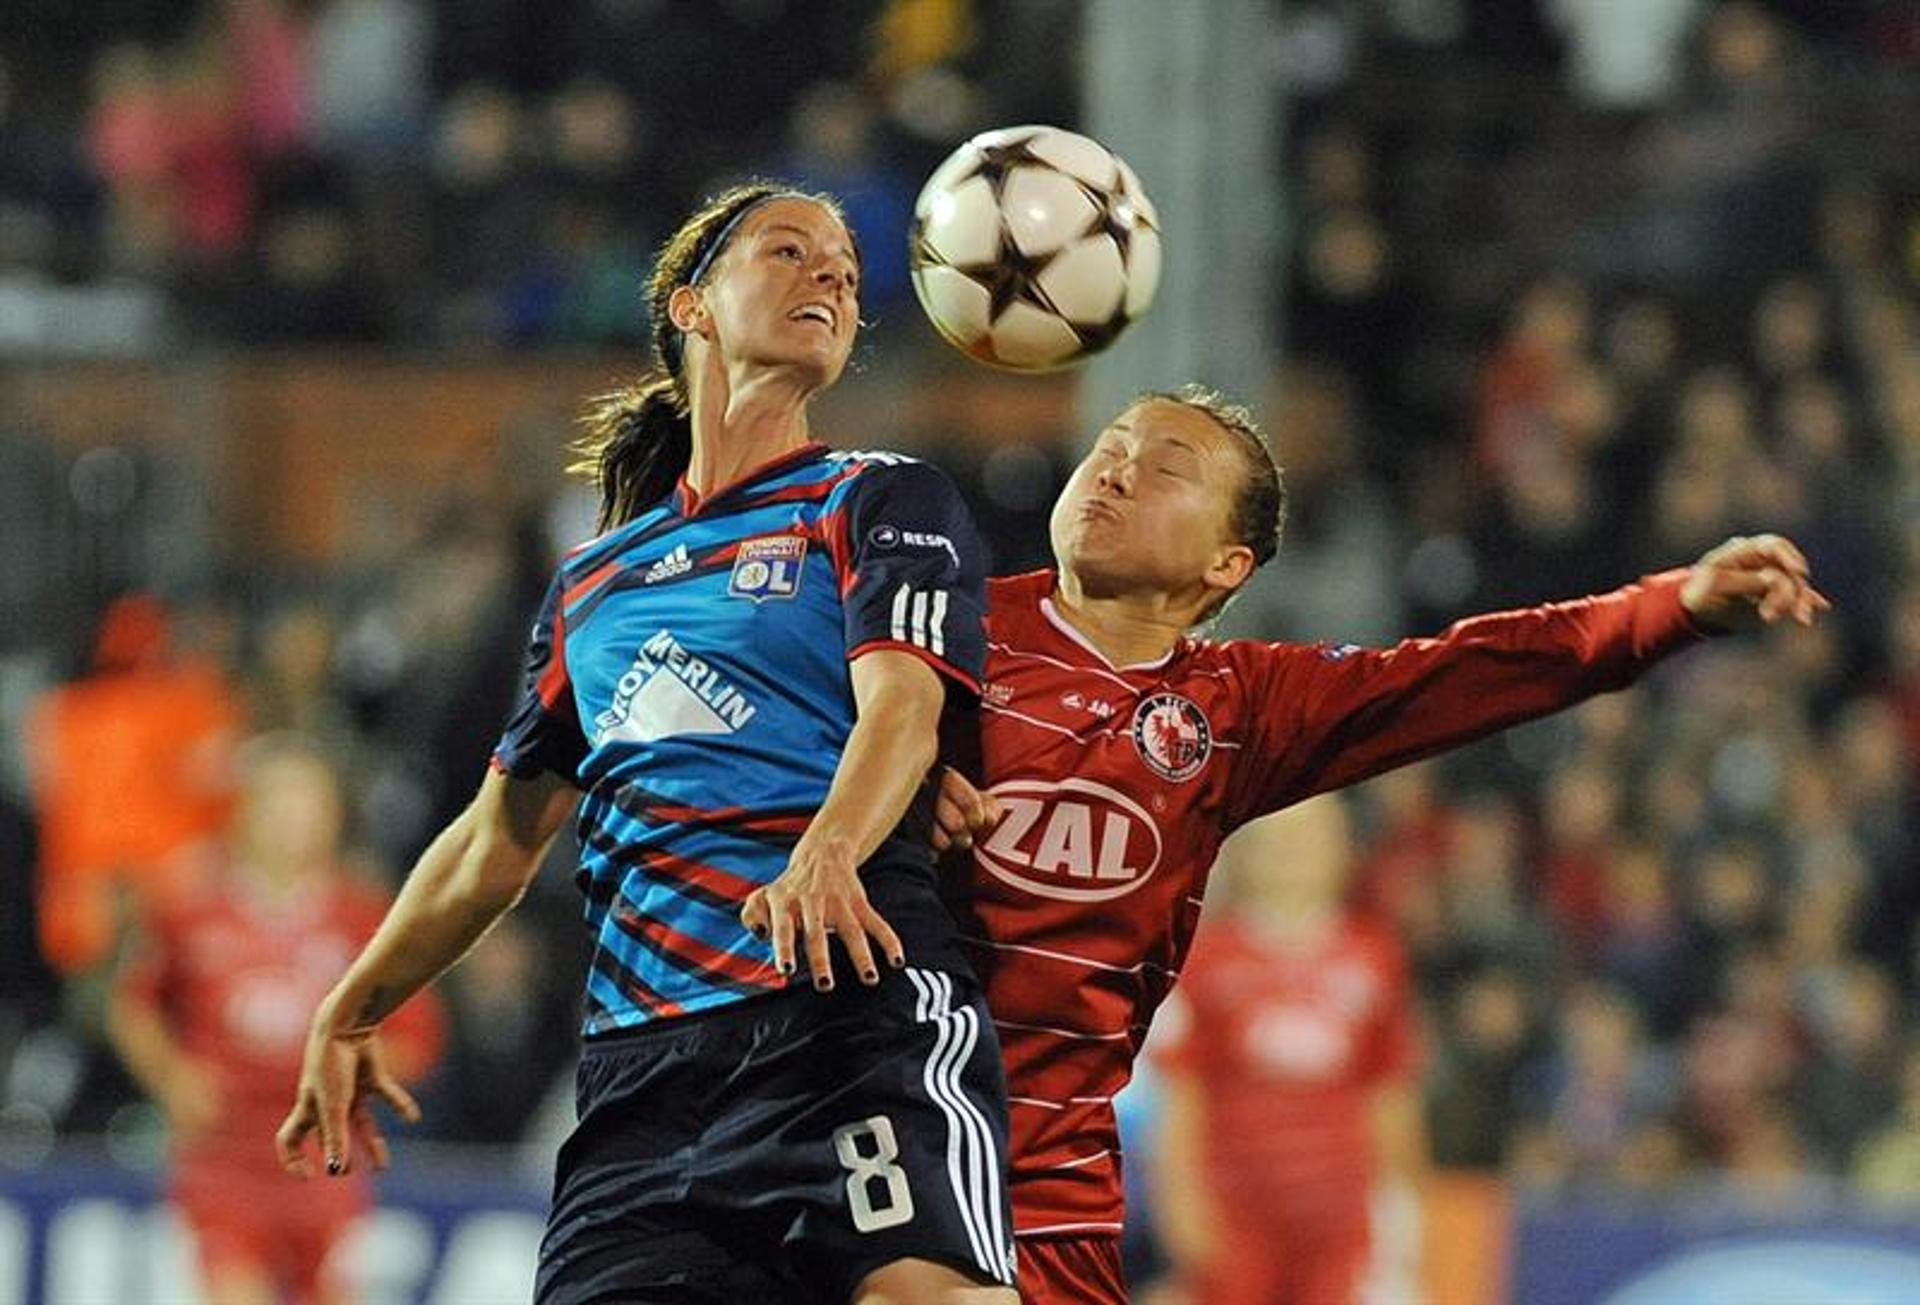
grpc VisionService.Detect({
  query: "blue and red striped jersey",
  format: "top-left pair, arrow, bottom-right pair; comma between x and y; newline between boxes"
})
494,443 -> 987,1034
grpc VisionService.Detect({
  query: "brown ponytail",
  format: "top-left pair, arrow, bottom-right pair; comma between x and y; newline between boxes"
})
568,180 -> 853,531
570,377 -> 693,531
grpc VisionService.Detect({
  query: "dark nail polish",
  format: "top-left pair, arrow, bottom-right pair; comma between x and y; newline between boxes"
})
326,1155 -> 342,1175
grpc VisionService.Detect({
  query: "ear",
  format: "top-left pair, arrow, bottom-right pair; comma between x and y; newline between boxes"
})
667,284 -> 708,337
1202,543 -> 1257,600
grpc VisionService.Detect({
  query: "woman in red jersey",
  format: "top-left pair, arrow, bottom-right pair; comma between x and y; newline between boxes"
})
913,384 -> 1825,1304
110,736 -> 443,1305
1149,794 -> 1424,1305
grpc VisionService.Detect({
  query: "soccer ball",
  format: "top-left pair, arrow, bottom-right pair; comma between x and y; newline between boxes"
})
909,125 -> 1162,372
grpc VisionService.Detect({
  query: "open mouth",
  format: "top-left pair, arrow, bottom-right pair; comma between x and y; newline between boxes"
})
789,304 -> 836,330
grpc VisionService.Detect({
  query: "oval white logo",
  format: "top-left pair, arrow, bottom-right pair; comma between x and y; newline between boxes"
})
975,777 -> 1164,902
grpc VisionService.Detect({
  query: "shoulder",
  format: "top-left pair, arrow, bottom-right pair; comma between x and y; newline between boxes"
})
827,449 -> 964,504
556,511 -> 661,584
1186,630 -> 1361,684
987,570 -> 1053,609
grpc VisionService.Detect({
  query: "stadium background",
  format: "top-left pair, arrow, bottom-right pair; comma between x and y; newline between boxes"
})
1,0 -> 1917,1300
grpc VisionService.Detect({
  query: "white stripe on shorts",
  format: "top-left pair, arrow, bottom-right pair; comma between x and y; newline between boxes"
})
906,968 -> 1015,1284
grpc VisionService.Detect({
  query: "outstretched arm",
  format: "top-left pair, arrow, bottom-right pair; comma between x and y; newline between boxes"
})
1240,534 -> 1827,817
276,766 -> 577,1178
741,649 -> 942,991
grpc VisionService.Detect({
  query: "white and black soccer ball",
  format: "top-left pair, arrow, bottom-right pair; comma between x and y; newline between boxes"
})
909,125 -> 1162,372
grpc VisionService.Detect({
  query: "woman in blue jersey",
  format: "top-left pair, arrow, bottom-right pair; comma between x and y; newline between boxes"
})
278,183 -> 1018,1304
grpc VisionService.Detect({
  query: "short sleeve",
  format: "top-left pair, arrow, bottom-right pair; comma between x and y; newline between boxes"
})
835,460 -> 988,695
491,571 -> 589,782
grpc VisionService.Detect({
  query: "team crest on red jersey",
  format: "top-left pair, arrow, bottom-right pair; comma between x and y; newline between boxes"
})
1131,692 -> 1212,782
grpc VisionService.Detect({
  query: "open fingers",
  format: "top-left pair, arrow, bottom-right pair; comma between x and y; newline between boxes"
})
351,1100 -> 391,1171
932,790 -> 967,850
768,891 -> 798,979
318,1079 -> 351,1176
801,896 -> 835,992
370,1066 -> 422,1126
275,1097 -> 317,1179
834,899 -> 881,986
1752,533 -> 1810,579
740,887 -> 770,942
855,898 -> 905,973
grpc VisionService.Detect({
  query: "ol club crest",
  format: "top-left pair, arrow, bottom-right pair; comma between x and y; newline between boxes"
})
728,535 -> 807,602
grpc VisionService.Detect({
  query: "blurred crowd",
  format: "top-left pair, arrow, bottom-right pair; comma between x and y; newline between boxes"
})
1,0 -> 1919,1257
0,0 -> 1079,350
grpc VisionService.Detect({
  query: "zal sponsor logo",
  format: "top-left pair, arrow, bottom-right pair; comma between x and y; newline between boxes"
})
974,778 -> 1164,902
594,629 -> 756,745
729,535 -> 807,601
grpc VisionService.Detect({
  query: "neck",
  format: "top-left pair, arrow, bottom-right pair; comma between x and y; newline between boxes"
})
1050,569 -> 1206,667
684,363 -> 816,496
1243,896 -> 1338,943
239,847 -> 320,897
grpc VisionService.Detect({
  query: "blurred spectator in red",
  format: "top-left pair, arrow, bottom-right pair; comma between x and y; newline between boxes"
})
222,0 -> 312,161
25,594 -> 247,978
1149,796 -> 1423,1305
1350,762 -> 1456,949
1539,759 -> 1626,955
87,44 -> 177,272
1475,273 -> 1592,483
167,43 -> 256,259
108,734 -> 443,1305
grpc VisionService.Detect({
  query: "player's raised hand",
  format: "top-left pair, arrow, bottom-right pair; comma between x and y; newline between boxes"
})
276,1025 -> 421,1179
1680,534 -> 1830,632
932,766 -> 1003,852
741,830 -> 903,992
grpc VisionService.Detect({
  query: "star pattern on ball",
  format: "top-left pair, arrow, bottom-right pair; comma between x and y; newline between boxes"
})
960,130 -> 1053,203
908,126 -> 1160,369
1079,181 -> 1148,260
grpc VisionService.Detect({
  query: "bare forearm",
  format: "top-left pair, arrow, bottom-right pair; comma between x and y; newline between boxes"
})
318,816 -> 526,1036
806,687 -> 939,866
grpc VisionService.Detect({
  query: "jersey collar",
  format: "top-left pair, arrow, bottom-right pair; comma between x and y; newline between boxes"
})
1038,589 -> 1179,674
672,441 -> 827,517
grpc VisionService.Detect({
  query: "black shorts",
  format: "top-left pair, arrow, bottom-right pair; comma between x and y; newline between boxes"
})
536,966 -> 1016,1304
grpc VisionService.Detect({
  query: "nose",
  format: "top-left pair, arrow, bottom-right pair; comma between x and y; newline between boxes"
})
1094,458 -> 1134,496
813,261 -> 855,294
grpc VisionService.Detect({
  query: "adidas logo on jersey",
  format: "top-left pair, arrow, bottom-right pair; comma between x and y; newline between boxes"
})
644,545 -> 692,584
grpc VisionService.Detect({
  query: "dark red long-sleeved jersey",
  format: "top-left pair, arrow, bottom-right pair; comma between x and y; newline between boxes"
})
948,567 -> 1704,1239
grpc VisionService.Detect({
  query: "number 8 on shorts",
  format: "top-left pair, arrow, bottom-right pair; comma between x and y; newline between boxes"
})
833,1115 -> 917,1232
